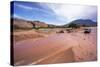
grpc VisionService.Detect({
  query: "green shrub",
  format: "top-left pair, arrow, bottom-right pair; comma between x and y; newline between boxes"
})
68,23 -> 80,29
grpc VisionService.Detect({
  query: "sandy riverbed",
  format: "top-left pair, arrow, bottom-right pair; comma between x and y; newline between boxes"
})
13,27 -> 97,66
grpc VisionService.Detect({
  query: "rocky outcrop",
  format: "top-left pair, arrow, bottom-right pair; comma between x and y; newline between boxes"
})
12,18 -> 49,30
31,21 -> 48,28
12,18 -> 33,30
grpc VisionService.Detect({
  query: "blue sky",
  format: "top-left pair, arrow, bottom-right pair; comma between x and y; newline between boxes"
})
11,1 -> 97,25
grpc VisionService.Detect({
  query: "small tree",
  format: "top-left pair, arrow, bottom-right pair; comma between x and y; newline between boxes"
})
82,24 -> 86,27
68,23 -> 80,29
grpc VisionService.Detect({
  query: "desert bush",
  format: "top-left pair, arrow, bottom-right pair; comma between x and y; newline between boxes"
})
68,23 -> 80,29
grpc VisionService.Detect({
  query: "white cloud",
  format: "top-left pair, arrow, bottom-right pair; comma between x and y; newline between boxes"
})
13,14 -> 24,19
46,4 -> 97,22
14,3 -> 33,10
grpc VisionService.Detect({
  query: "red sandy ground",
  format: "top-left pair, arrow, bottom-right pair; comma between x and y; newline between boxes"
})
13,27 -> 97,66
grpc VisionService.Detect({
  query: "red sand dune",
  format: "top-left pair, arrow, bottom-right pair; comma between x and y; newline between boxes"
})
14,27 -> 97,66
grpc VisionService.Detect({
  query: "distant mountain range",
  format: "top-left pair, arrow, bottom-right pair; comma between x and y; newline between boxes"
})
12,18 -> 97,30
67,19 -> 97,27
